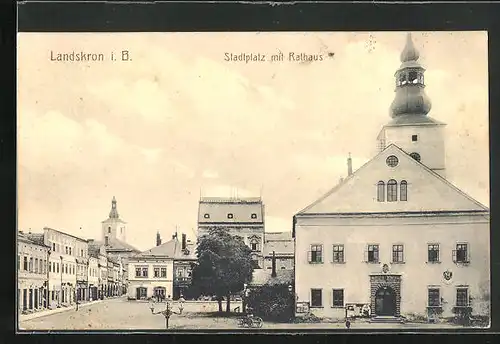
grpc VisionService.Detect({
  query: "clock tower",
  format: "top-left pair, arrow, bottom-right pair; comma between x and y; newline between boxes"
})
377,33 -> 447,178
101,196 -> 127,243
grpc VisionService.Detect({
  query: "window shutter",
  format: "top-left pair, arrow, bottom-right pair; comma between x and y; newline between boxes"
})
452,250 -> 457,263
364,249 -> 368,262
467,245 -> 471,263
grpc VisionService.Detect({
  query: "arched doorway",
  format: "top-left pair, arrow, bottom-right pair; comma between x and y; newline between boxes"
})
374,286 -> 396,316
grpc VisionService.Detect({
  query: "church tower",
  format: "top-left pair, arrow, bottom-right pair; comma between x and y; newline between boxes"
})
101,196 -> 127,243
377,33 -> 447,178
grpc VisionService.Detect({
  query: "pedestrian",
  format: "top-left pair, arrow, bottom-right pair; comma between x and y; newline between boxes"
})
76,298 -> 80,311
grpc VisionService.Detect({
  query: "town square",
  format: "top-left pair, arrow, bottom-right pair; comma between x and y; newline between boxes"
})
17,31 -> 490,331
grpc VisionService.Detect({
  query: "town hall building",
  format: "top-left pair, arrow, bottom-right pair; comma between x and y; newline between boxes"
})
293,33 -> 490,324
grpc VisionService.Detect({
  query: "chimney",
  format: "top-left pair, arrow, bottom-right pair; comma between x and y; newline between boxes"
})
347,152 -> 353,176
156,232 -> 162,246
271,251 -> 277,278
182,233 -> 187,250
104,236 -> 109,246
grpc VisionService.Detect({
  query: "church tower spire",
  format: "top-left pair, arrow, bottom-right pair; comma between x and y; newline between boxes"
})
389,32 -> 432,118
109,196 -> 119,219
377,32 -> 447,178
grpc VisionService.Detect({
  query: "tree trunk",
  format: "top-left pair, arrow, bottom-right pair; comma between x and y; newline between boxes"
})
226,293 -> 231,312
217,296 -> 223,312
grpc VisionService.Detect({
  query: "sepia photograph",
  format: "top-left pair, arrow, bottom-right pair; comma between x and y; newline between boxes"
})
16,30 -> 490,331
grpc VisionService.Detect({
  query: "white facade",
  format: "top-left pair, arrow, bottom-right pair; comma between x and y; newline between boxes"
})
44,227 -> 82,307
18,233 -> 50,313
128,258 -> 174,300
88,256 -> 99,300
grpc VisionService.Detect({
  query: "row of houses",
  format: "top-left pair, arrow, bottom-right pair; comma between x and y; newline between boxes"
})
17,228 -> 126,314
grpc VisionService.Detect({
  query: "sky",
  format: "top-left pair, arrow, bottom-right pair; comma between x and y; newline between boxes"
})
17,31 -> 489,251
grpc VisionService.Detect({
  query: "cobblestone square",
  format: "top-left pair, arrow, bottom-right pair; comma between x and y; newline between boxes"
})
19,297 -> 466,331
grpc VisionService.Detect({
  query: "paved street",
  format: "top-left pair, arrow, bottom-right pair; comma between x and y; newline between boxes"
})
19,297 -> 466,331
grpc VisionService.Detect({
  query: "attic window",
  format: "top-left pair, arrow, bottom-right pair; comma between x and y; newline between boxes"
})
410,152 -> 421,162
251,213 -> 257,219
412,135 -> 418,142
227,213 -> 234,219
204,213 -> 210,219
386,155 -> 399,168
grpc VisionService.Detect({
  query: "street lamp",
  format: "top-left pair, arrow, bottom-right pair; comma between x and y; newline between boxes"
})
149,298 -> 182,329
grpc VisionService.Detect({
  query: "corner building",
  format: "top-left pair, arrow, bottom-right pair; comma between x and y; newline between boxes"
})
293,33 -> 490,323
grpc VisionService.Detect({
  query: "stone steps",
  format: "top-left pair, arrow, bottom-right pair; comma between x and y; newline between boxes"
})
369,316 -> 405,324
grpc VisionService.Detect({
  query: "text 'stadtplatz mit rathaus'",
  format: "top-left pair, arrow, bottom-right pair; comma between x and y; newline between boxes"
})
17,33 -> 489,325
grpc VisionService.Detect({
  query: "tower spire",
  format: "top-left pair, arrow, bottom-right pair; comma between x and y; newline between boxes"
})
389,32 -> 432,119
109,196 -> 119,219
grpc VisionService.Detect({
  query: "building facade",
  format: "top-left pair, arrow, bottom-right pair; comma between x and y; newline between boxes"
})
127,237 -> 176,300
88,254 -> 99,301
18,232 -> 50,313
75,236 -> 89,302
263,232 -> 295,271
172,233 -> 197,300
198,197 -> 265,268
43,227 -> 84,307
293,33 -> 490,323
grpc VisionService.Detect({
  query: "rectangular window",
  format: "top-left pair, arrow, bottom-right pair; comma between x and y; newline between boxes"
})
69,247 -> 72,255
311,289 -> 323,308
56,263 -> 59,273
332,245 -> 344,263
34,258 -> 39,273
332,289 -> 344,307
81,249 -> 84,257
392,244 -> 404,263
65,247 -> 68,254
141,268 -> 148,277
17,255 -> 20,270
412,135 -> 418,142
454,243 -> 469,263
428,244 -> 440,262
49,261 -> 52,273
135,267 -> 141,277
161,268 -> 167,278
52,243 -> 56,251
428,288 -> 441,307
154,267 -> 160,278
366,245 -> 379,263
308,244 -> 323,263
39,259 -> 42,273
23,256 -> 28,271
456,288 -> 469,307
29,258 -> 33,272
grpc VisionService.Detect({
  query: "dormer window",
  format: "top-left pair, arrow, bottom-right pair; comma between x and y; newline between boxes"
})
251,213 -> 257,219
227,213 -> 233,219
204,213 -> 210,219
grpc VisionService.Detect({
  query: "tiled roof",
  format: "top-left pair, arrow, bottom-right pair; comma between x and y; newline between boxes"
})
263,240 -> 294,257
249,269 -> 294,287
198,197 -> 264,224
18,232 -> 48,247
132,237 -> 197,260
105,238 -> 140,252
264,231 -> 292,242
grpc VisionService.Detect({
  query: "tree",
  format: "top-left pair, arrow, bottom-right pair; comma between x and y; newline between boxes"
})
247,285 -> 294,322
191,227 -> 254,312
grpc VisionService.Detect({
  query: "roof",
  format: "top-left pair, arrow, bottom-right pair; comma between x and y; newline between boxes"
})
296,144 -> 489,216
132,237 -> 197,260
385,114 -> 445,127
198,197 -> 264,224
105,238 -> 140,252
265,231 -> 292,242
43,227 -> 88,242
263,240 -> 294,257
249,269 -> 294,287
18,232 -> 50,248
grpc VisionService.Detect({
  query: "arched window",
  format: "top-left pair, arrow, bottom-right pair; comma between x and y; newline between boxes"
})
400,180 -> 408,201
377,181 -> 385,202
410,152 -> 421,162
387,179 -> 398,202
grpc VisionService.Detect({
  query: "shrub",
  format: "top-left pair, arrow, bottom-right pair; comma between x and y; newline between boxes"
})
246,285 -> 294,322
